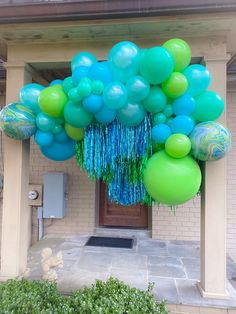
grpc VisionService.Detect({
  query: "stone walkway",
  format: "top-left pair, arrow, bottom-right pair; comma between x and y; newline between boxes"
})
27,229 -> 236,309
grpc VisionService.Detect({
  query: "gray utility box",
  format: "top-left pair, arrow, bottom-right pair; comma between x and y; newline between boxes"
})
43,172 -> 68,218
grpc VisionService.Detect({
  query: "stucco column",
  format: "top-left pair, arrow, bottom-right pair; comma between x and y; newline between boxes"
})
0,63 -> 32,278
198,56 -> 229,299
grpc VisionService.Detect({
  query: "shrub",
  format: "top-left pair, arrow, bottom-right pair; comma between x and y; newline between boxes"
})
0,277 -> 168,314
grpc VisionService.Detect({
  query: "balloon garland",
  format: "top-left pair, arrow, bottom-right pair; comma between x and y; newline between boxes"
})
0,39 -> 232,206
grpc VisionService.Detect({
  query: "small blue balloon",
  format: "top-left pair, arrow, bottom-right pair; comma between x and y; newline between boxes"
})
94,104 -> 116,124
88,61 -> 113,85
50,79 -> 63,87
35,130 -> 54,147
71,52 -> 97,72
126,76 -> 150,102
103,81 -> 128,109
19,83 -> 45,114
72,66 -> 89,85
41,139 -> 76,161
151,124 -> 172,144
173,94 -> 196,116
183,64 -> 211,97
171,115 -> 195,135
54,129 -> 69,142
83,94 -> 104,113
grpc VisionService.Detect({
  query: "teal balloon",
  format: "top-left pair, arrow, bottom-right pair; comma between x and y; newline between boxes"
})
50,79 -> 62,87
62,77 -> 75,94
171,115 -> 194,136
68,88 -> 82,103
151,124 -> 172,144
103,81 -> 128,109
54,129 -> 69,142
153,113 -> 166,125
41,138 -> 75,161
52,124 -> 63,134
35,130 -> 53,147
71,52 -> 97,72
109,41 -> 140,82
64,101 -> 93,128
94,104 -> 116,124
126,76 -> 150,102
193,91 -> 224,122
83,94 -> 103,113
143,87 -> 167,113
183,64 -> 211,97
0,103 -> 36,140
19,83 -> 45,114
190,121 -> 232,161
36,112 -> 55,132
117,102 -> 146,127
139,47 -> 174,84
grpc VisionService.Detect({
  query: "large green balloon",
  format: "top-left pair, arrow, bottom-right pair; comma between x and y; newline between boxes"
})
139,47 -> 174,85
162,72 -> 188,99
39,86 -> 68,117
64,101 -> 93,128
143,150 -> 201,205
163,38 -> 191,71
193,91 -> 224,122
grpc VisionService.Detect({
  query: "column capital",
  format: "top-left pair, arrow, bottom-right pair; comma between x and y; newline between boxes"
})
204,54 -> 231,64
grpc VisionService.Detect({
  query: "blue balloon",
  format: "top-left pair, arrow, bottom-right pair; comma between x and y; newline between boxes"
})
103,81 -> 128,109
19,83 -> 45,114
54,129 -> 69,142
171,115 -> 195,135
71,52 -> 97,72
72,66 -> 89,85
88,61 -> 113,85
83,94 -> 104,113
41,139 -> 76,161
173,94 -> 196,116
35,130 -> 54,147
50,79 -> 63,87
94,104 -> 116,124
151,124 -> 172,144
183,64 -> 211,97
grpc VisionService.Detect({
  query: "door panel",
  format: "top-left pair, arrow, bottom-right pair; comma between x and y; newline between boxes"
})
99,182 -> 148,228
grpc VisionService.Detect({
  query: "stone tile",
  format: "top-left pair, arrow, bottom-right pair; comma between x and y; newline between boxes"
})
112,253 -> 147,270
167,242 -> 200,258
149,264 -> 186,279
110,268 -> 148,290
78,252 -> 112,272
181,258 -> 200,280
137,239 -> 169,256
61,247 -> 83,259
176,279 -> 202,306
149,276 -> 179,304
148,256 -> 182,266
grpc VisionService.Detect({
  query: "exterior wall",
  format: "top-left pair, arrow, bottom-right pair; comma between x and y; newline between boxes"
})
0,92 -> 5,250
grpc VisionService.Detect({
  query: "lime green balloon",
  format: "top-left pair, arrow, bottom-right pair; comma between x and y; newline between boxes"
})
163,38 -> 191,71
162,72 -> 188,99
192,91 -> 224,122
143,150 -> 201,205
65,123 -> 84,141
165,134 -> 191,158
143,87 -> 167,113
39,86 -> 68,117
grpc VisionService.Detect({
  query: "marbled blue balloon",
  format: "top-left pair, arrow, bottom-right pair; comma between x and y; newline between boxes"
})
190,121 -> 232,161
0,103 -> 36,140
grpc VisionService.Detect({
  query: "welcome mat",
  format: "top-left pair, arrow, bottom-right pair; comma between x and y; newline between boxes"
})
85,236 -> 134,249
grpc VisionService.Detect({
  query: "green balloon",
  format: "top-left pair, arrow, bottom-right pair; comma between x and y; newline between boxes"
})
153,113 -> 166,125
143,87 -> 167,113
162,72 -> 188,99
165,134 -> 191,158
62,76 -> 75,94
52,124 -> 63,134
140,47 -> 174,84
39,86 -> 68,117
91,80 -> 104,95
77,80 -> 92,98
64,101 -> 93,128
162,104 -> 173,118
163,38 -> 191,71
65,123 -> 84,141
193,91 -> 224,122
143,150 -> 201,205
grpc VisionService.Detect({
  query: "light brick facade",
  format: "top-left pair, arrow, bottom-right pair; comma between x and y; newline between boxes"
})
0,91 -> 235,259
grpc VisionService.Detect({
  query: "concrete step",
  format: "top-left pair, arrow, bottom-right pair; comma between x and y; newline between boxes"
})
94,227 -> 151,239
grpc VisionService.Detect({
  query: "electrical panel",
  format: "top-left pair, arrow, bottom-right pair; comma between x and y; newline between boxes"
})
43,172 -> 68,218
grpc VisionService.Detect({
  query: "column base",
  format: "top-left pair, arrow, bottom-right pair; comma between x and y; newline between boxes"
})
197,282 -> 229,299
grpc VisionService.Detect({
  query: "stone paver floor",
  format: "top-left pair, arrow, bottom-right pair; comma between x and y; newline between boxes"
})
27,229 -> 236,309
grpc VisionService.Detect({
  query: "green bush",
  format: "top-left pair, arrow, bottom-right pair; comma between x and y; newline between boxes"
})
0,277 -> 168,314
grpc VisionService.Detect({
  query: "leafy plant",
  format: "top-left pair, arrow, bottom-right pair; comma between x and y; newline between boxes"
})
0,277 -> 168,314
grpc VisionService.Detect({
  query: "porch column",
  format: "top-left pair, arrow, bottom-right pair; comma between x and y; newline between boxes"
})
198,56 -> 229,298
0,63 -> 32,278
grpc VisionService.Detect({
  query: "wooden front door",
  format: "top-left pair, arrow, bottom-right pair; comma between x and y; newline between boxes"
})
99,182 -> 148,228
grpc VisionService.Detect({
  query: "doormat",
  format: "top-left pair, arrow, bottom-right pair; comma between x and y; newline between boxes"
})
85,236 -> 134,249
